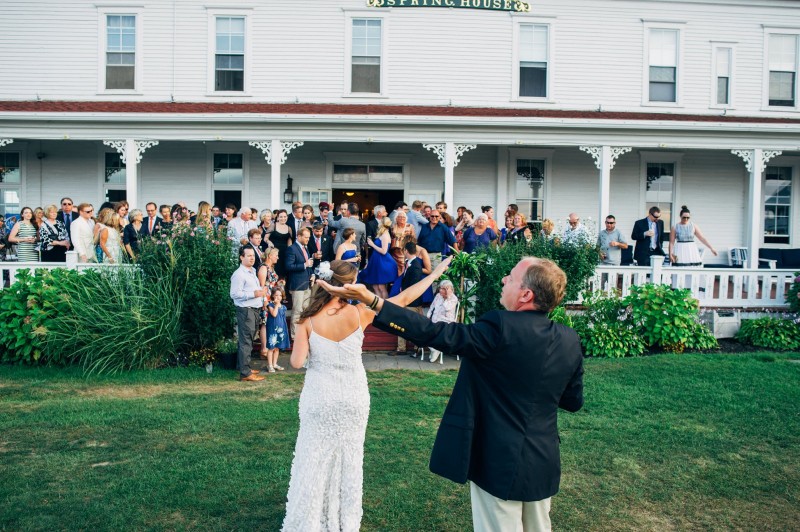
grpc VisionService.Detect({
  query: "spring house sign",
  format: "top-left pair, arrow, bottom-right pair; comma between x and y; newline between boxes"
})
367,0 -> 532,12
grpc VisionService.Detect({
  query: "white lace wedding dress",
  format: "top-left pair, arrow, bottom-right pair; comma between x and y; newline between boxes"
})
281,320 -> 370,532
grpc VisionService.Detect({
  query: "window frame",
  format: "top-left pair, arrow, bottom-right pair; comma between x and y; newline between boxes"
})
206,9 -> 253,96
511,16 -> 555,103
97,8 -> 143,95
763,28 -> 800,111
710,42 -> 736,110
0,146 -> 25,217
762,158 -> 800,248
323,152 -> 411,190
508,148 -> 554,222
639,151 -> 684,237
99,149 -> 127,204
343,11 -> 388,98
642,22 -> 685,107
206,145 -> 249,207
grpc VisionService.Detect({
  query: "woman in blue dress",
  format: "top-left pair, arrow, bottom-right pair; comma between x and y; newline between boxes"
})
388,237 -> 435,305
358,218 -> 397,299
266,288 -> 291,373
335,227 -> 361,265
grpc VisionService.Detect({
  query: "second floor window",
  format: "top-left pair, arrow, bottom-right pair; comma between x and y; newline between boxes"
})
519,24 -> 549,98
215,17 -> 245,92
106,15 -> 135,90
714,47 -> 732,106
768,34 -> 798,107
351,19 -> 381,94
648,29 -> 678,103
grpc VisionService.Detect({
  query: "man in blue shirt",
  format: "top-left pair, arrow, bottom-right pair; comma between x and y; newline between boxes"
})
417,210 -> 455,268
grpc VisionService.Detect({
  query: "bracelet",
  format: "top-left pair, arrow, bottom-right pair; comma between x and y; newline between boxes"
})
368,295 -> 380,310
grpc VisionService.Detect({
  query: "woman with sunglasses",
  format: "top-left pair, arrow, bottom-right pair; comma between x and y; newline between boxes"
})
669,205 -> 717,266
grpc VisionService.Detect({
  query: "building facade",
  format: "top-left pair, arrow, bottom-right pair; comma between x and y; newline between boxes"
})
1,0 -> 799,265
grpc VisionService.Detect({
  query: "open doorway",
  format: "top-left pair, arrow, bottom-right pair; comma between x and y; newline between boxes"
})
332,189 -> 404,222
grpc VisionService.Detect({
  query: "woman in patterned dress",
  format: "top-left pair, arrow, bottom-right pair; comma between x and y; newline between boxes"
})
8,207 -> 39,262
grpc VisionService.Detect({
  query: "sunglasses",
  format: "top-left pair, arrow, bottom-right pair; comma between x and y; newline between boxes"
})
682,216 -> 691,220
83,209 -> 94,214
61,202 -> 73,206
605,221 -> 616,224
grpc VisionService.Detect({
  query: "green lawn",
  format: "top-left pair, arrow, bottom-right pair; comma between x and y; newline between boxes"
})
1,353 -> 798,531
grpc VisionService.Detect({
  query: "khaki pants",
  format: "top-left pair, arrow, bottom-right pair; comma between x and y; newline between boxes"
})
470,482 -> 551,532
429,252 -> 443,269
397,306 -> 425,352
290,289 -> 312,339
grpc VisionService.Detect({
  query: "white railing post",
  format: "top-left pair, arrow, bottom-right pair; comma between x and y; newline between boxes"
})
65,250 -> 78,269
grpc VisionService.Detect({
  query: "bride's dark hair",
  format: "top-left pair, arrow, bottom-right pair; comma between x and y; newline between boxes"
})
298,260 -> 359,323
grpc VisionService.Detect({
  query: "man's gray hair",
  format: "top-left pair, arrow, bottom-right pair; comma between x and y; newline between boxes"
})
374,205 -> 386,216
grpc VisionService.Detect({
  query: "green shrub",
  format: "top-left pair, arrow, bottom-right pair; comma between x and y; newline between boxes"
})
548,305 -> 574,328
42,268 -> 183,375
572,290 -> 646,358
0,268 -> 78,365
138,222 -> 237,349
625,284 -> 717,353
441,248 -> 481,324
787,273 -> 800,313
736,316 -> 800,351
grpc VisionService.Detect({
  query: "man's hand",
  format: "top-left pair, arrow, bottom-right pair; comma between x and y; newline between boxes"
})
316,281 -> 375,305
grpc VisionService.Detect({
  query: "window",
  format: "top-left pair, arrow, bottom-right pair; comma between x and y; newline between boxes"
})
648,29 -> 678,103
215,17 -> 245,92
764,166 -> 792,244
299,189 -> 331,207
714,46 -> 732,106
516,159 -> 545,221
518,24 -> 549,98
332,164 -> 403,183
105,152 -> 126,184
646,162 -> 675,229
0,152 -> 21,216
768,34 -> 798,107
105,15 -> 136,90
213,154 -> 244,185
351,19 -> 382,94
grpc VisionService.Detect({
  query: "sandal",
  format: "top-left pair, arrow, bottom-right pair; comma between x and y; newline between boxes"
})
268,366 -> 276,373
274,364 -> 285,371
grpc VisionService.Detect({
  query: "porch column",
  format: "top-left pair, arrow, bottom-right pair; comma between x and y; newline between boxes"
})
102,139 -> 159,209
423,142 -> 476,210
732,149 -> 782,269
249,140 -> 304,211
580,145 -> 632,227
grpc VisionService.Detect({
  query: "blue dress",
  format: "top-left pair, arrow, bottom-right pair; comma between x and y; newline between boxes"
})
266,302 -> 291,349
388,263 -> 434,304
359,244 -> 398,285
340,248 -> 358,262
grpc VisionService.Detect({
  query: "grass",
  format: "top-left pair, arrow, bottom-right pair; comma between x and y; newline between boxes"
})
1,353 -> 799,531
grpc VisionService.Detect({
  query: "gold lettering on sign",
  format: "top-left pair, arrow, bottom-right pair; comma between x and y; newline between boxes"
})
504,0 -> 512,10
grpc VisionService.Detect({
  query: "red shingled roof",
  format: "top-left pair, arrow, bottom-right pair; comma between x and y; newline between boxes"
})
1,100 -> 799,124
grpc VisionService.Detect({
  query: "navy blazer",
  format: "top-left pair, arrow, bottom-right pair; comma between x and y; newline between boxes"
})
308,234 -> 334,266
141,216 -> 163,237
284,242 -> 313,292
400,258 -> 424,307
631,217 -> 665,266
56,210 -> 77,249
373,302 -> 584,502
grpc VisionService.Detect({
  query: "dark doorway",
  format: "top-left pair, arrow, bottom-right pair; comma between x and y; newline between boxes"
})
332,189 -> 404,222
214,190 -> 242,211
105,190 -> 126,203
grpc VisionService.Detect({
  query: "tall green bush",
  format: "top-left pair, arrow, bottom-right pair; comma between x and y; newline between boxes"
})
42,268 -> 183,375
736,316 -> 800,350
137,223 -> 237,349
572,291 -> 647,358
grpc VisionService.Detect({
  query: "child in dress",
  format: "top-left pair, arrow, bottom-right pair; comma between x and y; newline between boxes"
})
266,289 -> 291,372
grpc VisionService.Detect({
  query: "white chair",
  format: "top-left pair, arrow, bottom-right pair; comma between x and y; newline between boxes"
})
419,301 -> 461,364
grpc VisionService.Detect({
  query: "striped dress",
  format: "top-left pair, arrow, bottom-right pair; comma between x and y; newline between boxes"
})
15,222 -> 39,262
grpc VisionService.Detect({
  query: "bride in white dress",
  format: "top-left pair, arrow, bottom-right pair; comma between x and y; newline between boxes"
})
282,257 -> 451,532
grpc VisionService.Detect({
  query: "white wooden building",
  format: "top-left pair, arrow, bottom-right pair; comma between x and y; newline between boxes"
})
1,0 -> 800,267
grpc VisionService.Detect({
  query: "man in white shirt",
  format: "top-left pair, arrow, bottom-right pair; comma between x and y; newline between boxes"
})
229,246 -> 268,382
562,213 -> 590,245
71,203 -> 96,262
227,206 -> 258,247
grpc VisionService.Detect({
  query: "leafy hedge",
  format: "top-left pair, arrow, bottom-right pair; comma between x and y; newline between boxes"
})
736,316 -> 800,351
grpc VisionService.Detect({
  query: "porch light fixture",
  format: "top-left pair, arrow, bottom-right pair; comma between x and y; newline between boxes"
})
284,175 -> 294,204
345,191 -> 355,197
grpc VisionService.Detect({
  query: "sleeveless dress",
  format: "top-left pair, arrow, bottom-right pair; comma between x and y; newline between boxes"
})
103,228 -> 123,264
266,302 -> 291,349
672,222 -> 702,266
270,229 -> 292,279
282,320 -> 369,532
339,247 -> 358,263
359,239 -> 399,285
15,222 -> 39,262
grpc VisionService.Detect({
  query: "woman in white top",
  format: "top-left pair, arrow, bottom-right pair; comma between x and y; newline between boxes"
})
426,279 -> 459,363
98,209 -> 123,264
669,205 -> 717,266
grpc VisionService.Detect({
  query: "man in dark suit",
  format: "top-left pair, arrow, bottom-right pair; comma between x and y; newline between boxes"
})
245,228 -> 263,271
307,223 -> 334,266
321,256 -> 584,530
631,206 -> 666,266
287,202 -> 305,243
285,226 -> 314,339
141,202 -> 163,237
315,202 -> 332,235
365,204 -> 386,259
56,197 -> 77,249
390,242 -> 424,356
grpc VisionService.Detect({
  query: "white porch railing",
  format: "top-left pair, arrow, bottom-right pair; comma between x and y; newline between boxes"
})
586,262 -> 796,308
1,252 -> 129,287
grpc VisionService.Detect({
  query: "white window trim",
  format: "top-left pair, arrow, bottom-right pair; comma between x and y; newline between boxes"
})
206,144 -> 249,206
639,151 -> 684,228
96,7 -> 144,95
323,152 -> 410,190
0,143 -> 27,212
97,145 -> 128,205
343,10 -> 388,98
642,22 -> 685,108
508,148 -> 553,221
762,156 -> 800,248
710,42 -> 737,110
762,27 -> 800,112
511,16 -> 555,103
206,9 -> 253,96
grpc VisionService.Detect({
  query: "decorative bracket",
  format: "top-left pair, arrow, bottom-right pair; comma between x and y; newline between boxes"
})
579,146 -> 632,170
423,143 -> 477,168
249,140 -> 304,165
732,149 -> 782,174
0,139 -> 13,148
102,140 -> 159,164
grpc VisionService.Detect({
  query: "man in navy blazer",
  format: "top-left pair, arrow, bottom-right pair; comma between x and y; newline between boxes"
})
285,226 -> 315,338
141,202 -> 163,237
55,197 -> 77,249
322,257 -> 584,530
631,206 -> 666,266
